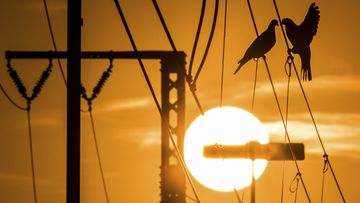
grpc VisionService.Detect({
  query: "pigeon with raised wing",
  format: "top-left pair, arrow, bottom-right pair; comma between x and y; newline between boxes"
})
234,19 -> 278,75
282,3 -> 320,81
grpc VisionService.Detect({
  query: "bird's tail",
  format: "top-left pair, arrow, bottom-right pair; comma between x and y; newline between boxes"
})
234,59 -> 245,75
300,47 -> 312,81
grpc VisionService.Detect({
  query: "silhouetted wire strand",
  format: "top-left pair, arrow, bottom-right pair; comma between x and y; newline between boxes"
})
113,1 -> 201,202
251,59 -> 258,111
271,1 -> 345,201
213,143 -> 243,203
246,0 -> 259,36
89,110 -> 110,203
289,175 -> 300,203
321,157 -> 329,203
42,0 -> 67,86
151,0 -> 177,52
151,0 -> 205,115
26,108 -> 38,203
192,0 -> 220,84
245,0 -> 311,201
281,61 -> 292,203
188,0 -> 207,76
264,58 -> 312,202
0,83 -> 27,110
220,0 -> 228,107
234,188 -> 243,203
186,195 -> 198,202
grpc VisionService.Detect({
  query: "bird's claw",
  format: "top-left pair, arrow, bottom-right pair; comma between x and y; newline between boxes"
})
287,49 -> 293,55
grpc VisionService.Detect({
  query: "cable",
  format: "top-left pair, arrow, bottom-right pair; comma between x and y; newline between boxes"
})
188,0 -> 207,76
234,188 -> 243,203
219,0 -> 228,107
151,0 -> 205,115
151,0 -> 177,52
264,56 -> 312,202
192,0 -> 220,84
244,0 -> 311,201
113,1 -> 201,202
89,110 -> 110,203
0,83 -> 27,111
321,155 -> 329,203
289,173 -> 300,203
271,1 -> 346,201
42,0 -> 67,86
27,108 -> 38,203
281,58 -> 292,203
246,0 -> 259,37
251,59 -> 258,111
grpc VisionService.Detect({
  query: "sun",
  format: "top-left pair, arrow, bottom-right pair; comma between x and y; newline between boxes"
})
184,106 -> 269,192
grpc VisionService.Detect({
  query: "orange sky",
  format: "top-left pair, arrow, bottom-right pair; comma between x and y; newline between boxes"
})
1,0 -> 360,202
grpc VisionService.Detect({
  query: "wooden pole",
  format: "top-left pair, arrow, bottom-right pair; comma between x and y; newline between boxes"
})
66,0 -> 81,202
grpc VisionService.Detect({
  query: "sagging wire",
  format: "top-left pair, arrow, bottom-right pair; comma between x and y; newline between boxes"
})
80,59 -> 114,203
280,55 -> 293,203
0,82 -> 27,110
271,1 -> 346,201
151,0 -> 208,115
245,0 -> 311,201
42,0 -> 67,86
192,0 -> 220,85
188,0 -> 207,76
6,57 -> 53,203
113,1 -> 201,202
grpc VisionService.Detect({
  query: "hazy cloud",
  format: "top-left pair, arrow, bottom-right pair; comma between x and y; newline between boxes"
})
115,128 -> 160,147
23,1 -> 66,13
97,98 -> 151,113
0,172 -> 64,193
264,112 -> 360,158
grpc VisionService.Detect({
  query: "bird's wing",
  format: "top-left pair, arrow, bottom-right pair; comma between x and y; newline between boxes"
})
299,3 -> 320,44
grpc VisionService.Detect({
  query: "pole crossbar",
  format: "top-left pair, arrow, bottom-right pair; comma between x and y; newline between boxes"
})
5,51 -> 185,60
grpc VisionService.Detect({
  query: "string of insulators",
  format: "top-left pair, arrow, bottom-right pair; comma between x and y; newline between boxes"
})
81,59 -> 113,107
7,58 -> 53,106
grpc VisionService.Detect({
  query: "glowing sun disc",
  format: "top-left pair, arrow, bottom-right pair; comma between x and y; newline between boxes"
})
184,106 -> 269,192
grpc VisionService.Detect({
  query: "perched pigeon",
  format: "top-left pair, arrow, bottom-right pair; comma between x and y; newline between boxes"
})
234,19 -> 278,75
282,3 -> 320,81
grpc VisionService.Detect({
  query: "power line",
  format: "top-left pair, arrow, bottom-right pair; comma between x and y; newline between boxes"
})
192,0 -> 220,84
151,0 -> 205,115
89,110 -> 110,203
219,0 -> 228,107
188,0 -> 207,76
42,0 -> 67,86
271,0 -> 346,201
113,1 -> 201,202
151,0 -> 177,52
27,108 -> 38,203
244,0 -> 312,201
0,83 -> 27,111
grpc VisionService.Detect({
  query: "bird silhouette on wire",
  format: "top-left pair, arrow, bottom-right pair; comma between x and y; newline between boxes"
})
234,19 -> 278,75
282,3 -> 320,81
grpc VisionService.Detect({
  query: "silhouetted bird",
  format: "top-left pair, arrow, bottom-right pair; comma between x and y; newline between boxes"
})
234,19 -> 278,75
282,3 -> 320,81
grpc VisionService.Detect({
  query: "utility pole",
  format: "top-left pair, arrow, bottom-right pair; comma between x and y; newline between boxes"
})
6,50 -> 187,203
66,0 -> 82,202
6,2 -> 187,203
